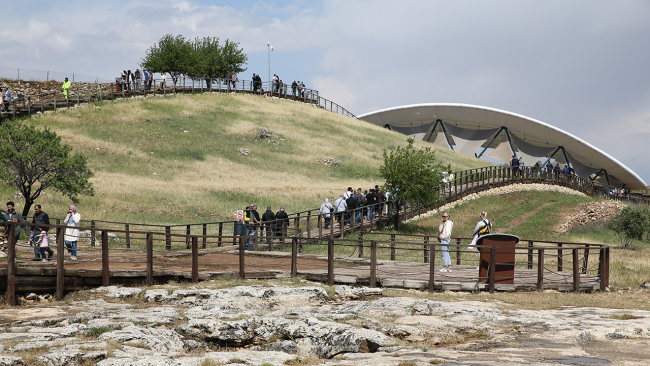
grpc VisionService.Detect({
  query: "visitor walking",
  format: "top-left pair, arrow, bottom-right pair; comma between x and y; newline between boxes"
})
34,230 -> 50,263
469,211 -> 491,270
4,201 -> 27,243
31,204 -> 53,260
275,206 -> 289,243
261,206 -> 276,244
64,205 -> 81,260
511,155 -> 520,177
319,198 -> 334,229
438,212 -> 453,272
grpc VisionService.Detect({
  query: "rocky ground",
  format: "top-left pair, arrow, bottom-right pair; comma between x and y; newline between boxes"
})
0,281 -> 649,365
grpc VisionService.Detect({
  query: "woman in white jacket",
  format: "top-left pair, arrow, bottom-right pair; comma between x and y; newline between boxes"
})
64,205 -> 81,260
438,212 -> 454,272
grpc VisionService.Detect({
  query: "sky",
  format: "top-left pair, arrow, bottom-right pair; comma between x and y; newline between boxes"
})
1,0 -> 649,187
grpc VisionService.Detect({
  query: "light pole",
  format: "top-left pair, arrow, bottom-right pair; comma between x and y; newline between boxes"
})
267,40 -> 273,88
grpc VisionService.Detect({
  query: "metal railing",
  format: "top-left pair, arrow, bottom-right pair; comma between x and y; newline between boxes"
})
0,77 -> 356,121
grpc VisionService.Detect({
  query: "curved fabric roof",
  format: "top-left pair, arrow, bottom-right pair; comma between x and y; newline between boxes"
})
358,103 -> 646,190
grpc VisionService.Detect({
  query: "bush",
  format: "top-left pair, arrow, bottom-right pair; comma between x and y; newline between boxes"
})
607,205 -> 650,248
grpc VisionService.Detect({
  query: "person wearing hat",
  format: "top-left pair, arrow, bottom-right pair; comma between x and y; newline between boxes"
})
275,206 -> 289,243
62,78 -> 71,100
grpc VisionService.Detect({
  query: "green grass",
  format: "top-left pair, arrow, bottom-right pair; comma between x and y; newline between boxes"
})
6,92 -> 488,225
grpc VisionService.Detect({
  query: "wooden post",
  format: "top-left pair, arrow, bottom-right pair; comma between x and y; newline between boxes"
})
146,233 -> 153,286
370,241 -> 377,287
390,234 -> 396,261
91,220 -> 96,247
27,96 -> 31,115
6,224 -> 16,305
557,243 -> 563,271
54,91 -> 57,110
192,236 -> 199,283
327,239 -> 334,286
291,237 -> 298,277
537,248 -> 544,291
294,214 -> 300,238
125,224 -> 130,249
582,244 -> 590,274
56,226 -> 65,301
573,248 -> 580,293
239,236 -> 245,279
429,244 -> 436,293
318,214 -> 323,238
605,246 -> 610,288
165,226 -> 171,251
598,247 -> 605,291
185,225 -> 191,249
307,211 -> 311,239
488,246 -> 496,294
423,236 -> 429,263
102,231 -> 109,286
527,241 -> 533,269
456,238 -> 461,265
204,224 -> 209,249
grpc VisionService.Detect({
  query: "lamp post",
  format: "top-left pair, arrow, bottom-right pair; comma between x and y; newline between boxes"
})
267,41 -> 273,88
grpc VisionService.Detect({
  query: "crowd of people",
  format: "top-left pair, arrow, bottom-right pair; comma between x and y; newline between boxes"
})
118,69 -> 154,91
0,203 -> 81,262
510,154 -> 576,179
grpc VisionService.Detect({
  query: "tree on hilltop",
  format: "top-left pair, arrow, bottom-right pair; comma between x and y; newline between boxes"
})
141,34 -> 248,86
187,37 -> 248,84
141,34 -> 192,86
0,122 -> 95,217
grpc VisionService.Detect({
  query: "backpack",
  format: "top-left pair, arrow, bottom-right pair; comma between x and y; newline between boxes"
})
476,220 -> 492,237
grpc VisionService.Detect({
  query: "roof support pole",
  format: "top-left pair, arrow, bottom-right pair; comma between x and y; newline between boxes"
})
590,169 -> 605,183
425,119 -> 441,143
540,146 -> 562,168
476,126 -> 506,158
603,170 -> 612,187
559,146 -> 571,168
503,128 -> 517,156
438,120 -> 454,150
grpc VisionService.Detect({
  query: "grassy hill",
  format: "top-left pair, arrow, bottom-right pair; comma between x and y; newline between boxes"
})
5,92 -> 488,224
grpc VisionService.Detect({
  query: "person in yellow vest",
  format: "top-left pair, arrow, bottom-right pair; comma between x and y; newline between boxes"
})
62,77 -> 71,99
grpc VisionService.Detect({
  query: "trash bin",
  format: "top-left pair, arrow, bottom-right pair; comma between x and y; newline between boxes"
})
476,234 -> 520,284
234,221 -> 245,236
115,82 -> 122,93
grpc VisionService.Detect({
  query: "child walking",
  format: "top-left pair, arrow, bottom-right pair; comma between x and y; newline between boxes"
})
35,230 -> 50,262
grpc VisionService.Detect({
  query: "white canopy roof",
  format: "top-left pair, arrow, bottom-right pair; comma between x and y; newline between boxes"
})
358,103 -> 646,190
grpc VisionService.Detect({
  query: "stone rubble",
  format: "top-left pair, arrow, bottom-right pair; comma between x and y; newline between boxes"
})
555,200 -> 626,233
0,283 -> 649,365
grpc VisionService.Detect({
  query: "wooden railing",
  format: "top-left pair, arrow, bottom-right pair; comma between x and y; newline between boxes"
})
0,77 -> 356,120
1,221 -> 609,306
441,166 -> 649,205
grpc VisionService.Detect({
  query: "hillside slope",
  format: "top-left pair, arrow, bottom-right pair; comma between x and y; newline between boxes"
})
8,92 -> 489,223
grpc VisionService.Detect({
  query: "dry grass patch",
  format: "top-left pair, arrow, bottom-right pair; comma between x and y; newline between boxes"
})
8,345 -> 50,364
386,289 -> 650,311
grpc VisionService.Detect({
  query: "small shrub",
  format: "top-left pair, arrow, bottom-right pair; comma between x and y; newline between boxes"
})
201,360 -> 223,366
607,205 -> 650,248
87,326 -> 112,338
